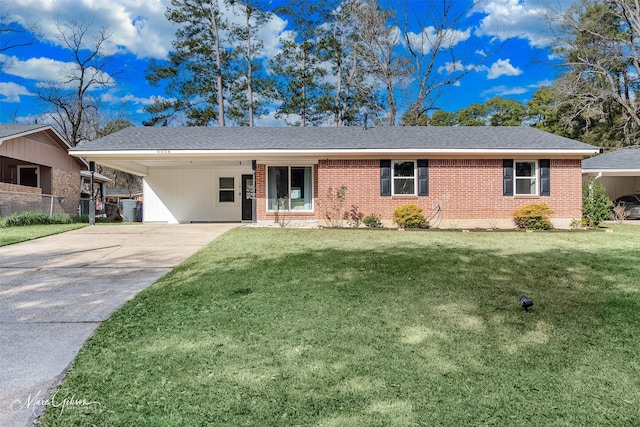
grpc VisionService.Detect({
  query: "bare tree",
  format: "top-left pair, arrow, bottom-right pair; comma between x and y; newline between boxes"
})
352,0 -> 410,126
37,19 -> 115,146
317,0 -> 378,126
0,4 -> 40,54
401,0 -> 491,125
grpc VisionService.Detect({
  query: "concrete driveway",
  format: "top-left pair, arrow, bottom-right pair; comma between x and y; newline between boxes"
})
0,224 -> 239,426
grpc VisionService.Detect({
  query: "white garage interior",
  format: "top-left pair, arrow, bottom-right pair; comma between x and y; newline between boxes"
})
143,161 -> 254,223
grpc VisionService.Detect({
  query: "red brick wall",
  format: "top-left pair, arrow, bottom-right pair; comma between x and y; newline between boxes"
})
255,159 -> 584,225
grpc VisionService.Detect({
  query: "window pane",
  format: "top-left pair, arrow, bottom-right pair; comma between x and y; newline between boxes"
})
516,162 -> 535,177
394,178 -> 415,195
393,161 -> 415,195
515,178 -> 536,195
394,161 -> 414,177
268,166 -> 289,210
290,167 -> 312,210
220,177 -> 234,189
219,190 -> 234,202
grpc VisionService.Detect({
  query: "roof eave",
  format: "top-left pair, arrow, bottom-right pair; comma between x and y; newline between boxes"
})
0,125 -> 50,143
582,168 -> 640,176
71,148 -> 600,159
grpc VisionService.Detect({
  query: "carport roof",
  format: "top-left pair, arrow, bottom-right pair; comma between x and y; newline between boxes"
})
582,148 -> 640,175
71,126 -> 598,152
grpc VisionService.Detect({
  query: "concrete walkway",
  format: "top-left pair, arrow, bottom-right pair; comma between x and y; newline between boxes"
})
0,224 -> 239,426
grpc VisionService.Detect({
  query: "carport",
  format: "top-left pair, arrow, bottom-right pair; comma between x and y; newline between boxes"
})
582,148 -> 640,199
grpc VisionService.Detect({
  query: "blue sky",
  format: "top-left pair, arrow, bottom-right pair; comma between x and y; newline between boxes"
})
0,0 -> 570,126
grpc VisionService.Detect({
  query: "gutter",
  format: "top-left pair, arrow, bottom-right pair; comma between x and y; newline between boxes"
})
70,148 -> 601,158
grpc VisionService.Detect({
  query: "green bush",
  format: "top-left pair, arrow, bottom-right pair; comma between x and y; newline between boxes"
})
362,213 -> 383,228
512,203 -> 554,230
582,179 -> 613,228
1,211 -> 85,227
392,204 -> 427,229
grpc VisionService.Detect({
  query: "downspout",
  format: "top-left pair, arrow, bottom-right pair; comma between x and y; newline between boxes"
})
252,160 -> 257,223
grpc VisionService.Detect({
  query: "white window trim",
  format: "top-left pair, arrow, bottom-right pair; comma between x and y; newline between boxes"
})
218,176 -> 235,203
266,165 -> 314,212
17,165 -> 40,188
514,160 -> 538,196
392,160 -> 417,196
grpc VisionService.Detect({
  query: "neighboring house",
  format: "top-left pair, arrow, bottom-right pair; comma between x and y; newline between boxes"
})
0,124 -> 91,216
70,126 -> 599,228
105,188 -> 143,204
582,148 -> 640,200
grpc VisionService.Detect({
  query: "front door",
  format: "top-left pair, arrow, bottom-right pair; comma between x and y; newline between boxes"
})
242,174 -> 254,221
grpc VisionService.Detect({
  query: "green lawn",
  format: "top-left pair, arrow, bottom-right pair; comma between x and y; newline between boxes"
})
0,223 -> 87,246
39,226 -> 640,426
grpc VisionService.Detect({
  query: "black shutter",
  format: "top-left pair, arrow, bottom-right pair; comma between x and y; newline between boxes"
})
503,159 -> 513,196
380,160 -> 391,196
540,159 -> 550,196
417,159 -> 429,196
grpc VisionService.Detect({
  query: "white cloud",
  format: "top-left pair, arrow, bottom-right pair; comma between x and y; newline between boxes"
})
10,0 -> 288,61
480,85 -> 529,97
438,61 -> 472,74
487,58 -> 522,79
100,90 -> 160,106
406,26 -> 472,55
1,54 -> 114,89
476,0 -> 567,48
0,82 -> 34,102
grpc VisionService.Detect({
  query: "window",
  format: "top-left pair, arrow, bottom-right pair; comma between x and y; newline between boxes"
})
514,161 -> 537,195
267,166 -> 313,211
393,161 -> 416,195
17,166 -> 39,188
219,177 -> 234,202
381,160 -> 428,197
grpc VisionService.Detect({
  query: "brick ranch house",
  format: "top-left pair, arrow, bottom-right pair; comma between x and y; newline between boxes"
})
0,124 -> 102,216
70,126 -> 599,228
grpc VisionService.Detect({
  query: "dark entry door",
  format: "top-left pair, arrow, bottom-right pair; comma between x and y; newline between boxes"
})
241,174 -> 254,221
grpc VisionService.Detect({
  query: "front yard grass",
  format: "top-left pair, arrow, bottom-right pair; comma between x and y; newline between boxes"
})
40,226 -> 640,426
0,223 -> 86,246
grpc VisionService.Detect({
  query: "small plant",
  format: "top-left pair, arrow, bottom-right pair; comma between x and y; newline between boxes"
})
512,203 -> 554,230
324,186 -> 347,227
273,197 -> 291,227
582,179 -> 613,228
569,218 -> 584,230
363,213 -> 383,228
393,203 -> 427,229
344,205 -> 364,228
611,203 -> 629,223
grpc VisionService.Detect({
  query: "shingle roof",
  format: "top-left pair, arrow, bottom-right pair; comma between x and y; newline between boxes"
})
0,124 -> 50,140
71,126 -> 598,152
582,148 -> 640,170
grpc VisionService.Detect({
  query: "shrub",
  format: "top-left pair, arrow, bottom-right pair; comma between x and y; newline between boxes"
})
512,203 -> 554,230
1,211 -> 89,227
324,186 -> 347,227
582,179 -> 613,228
393,204 -> 427,229
362,213 -> 383,228
611,203 -> 629,223
343,205 -> 364,228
